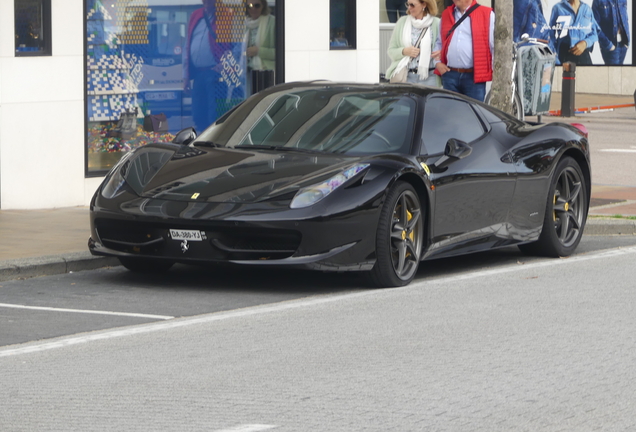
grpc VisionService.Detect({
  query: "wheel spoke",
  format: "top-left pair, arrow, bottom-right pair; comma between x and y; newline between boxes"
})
558,211 -> 570,241
395,241 -> 407,275
405,239 -> 419,261
560,172 -> 571,199
391,226 -> 404,240
554,199 -> 567,213
406,209 -> 421,231
567,181 -> 581,203
400,195 -> 408,224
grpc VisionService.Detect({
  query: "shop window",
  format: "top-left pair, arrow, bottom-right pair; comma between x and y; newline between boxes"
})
14,0 -> 52,56
85,0 -> 281,175
330,0 -> 356,49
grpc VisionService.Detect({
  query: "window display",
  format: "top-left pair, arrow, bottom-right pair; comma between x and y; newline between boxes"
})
86,0 -> 268,173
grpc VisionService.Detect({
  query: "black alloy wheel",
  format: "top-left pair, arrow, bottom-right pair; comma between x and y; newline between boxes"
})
519,156 -> 588,257
369,181 -> 424,287
119,257 -> 175,273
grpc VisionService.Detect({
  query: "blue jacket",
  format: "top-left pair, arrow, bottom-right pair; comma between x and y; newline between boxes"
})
549,0 -> 599,64
592,0 -> 630,51
513,0 -> 555,52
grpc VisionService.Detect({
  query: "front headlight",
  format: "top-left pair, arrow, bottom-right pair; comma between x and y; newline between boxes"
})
290,164 -> 369,209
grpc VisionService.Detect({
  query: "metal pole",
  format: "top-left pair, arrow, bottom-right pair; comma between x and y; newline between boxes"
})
561,62 -> 576,117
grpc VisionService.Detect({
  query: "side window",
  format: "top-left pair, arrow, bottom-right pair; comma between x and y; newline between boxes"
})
421,98 -> 485,155
14,0 -> 52,56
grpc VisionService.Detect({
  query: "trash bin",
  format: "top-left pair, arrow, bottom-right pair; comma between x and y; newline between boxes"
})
516,44 -> 556,116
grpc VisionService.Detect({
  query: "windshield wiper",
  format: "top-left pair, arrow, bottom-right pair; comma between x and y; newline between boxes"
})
234,145 -> 324,154
193,141 -> 223,148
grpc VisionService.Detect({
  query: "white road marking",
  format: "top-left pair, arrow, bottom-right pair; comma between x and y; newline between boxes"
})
0,303 -> 173,320
2,245 -> 636,359
599,149 -> 636,153
213,425 -> 277,432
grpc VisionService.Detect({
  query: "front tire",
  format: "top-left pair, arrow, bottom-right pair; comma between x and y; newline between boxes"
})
519,157 -> 588,257
368,182 -> 424,288
119,257 -> 175,273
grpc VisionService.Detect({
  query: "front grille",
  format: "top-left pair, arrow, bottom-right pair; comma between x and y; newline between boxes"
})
210,230 -> 301,260
95,218 -> 301,260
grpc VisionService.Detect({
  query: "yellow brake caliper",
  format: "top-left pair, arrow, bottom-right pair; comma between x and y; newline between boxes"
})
405,210 -> 414,258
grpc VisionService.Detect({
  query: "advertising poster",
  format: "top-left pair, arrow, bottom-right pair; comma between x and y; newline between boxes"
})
514,0 -> 632,65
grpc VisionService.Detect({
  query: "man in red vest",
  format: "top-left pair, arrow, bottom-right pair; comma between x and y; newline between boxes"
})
433,0 -> 494,102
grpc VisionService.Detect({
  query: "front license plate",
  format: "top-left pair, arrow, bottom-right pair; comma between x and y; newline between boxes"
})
170,229 -> 204,241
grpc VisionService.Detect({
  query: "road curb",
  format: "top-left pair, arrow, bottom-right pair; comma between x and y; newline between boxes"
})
0,253 -> 119,282
585,218 -> 636,236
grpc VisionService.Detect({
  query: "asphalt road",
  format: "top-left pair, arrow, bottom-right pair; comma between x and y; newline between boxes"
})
2,235 -> 636,431
1,235 -> 635,348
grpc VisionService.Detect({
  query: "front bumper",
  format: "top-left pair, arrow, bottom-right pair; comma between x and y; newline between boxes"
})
89,196 -> 379,272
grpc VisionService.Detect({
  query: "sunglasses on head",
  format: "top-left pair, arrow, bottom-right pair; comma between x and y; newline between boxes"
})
248,3 -> 262,8
405,1 -> 420,7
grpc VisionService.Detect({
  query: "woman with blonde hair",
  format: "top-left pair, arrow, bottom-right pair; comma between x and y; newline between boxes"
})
386,0 -> 441,87
245,1 -> 275,94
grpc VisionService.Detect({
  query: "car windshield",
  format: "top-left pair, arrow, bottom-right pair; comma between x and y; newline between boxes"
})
195,88 -> 417,155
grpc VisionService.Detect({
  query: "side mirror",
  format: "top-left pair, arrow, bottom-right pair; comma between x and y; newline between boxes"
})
172,127 -> 197,145
434,139 -> 472,169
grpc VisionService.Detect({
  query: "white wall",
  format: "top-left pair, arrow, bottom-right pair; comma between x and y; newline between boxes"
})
0,0 -> 90,209
285,0 -> 380,84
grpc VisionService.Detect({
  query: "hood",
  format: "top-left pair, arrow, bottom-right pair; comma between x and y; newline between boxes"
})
133,145 -> 361,203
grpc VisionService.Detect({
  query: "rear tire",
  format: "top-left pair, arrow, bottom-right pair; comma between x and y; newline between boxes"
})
119,257 -> 175,273
518,157 -> 588,257
368,182 -> 424,288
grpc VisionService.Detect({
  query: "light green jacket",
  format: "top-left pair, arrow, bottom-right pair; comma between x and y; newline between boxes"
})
252,15 -> 276,71
386,16 -> 440,81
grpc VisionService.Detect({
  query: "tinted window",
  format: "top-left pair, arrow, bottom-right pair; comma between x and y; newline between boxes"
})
15,0 -> 51,56
330,0 -> 356,49
199,88 -> 416,155
421,97 -> 485,155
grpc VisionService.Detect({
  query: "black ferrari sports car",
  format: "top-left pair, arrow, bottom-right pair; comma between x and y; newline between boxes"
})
89,81 -> 591,287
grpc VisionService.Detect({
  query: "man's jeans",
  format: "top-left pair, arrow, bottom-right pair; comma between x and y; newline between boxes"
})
601,45 -> 628,65
192,69 -> 220,133
386,0 -> 407,23
441,70 -> 486,102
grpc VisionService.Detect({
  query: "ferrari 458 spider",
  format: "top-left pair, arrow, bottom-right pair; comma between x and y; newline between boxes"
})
89,81 -> 591,287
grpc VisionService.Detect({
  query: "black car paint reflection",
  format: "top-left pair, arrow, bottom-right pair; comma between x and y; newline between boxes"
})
89,81 -> 591,287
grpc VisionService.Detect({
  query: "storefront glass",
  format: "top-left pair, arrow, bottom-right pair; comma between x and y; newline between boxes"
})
86,0 -> 277,174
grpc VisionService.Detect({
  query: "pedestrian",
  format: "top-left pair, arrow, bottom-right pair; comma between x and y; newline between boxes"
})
183,0 -> 233,132
549,0 -> 598,65
244,0 -> 276,95
433,0 -> 495,102
592,0 -> 630,65
386,0 -> 408,23
513,0 -> 555,52
386,0 -> 442,88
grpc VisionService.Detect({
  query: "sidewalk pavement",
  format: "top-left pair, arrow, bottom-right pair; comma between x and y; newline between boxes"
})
0,93 -> 635,282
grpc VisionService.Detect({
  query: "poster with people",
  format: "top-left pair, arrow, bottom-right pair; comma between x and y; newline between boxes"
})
513,0 -> 632,65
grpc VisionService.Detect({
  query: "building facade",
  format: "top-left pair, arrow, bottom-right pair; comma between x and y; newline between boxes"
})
0,0 -> 633,209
